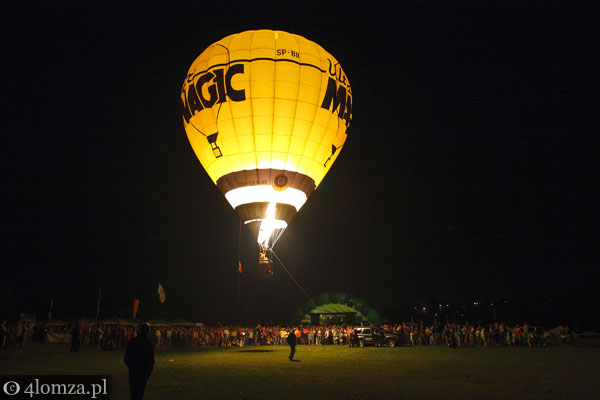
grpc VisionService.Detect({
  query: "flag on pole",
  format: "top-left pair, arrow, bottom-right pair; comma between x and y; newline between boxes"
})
238,261 -> 243,274
157,283 -> 166,303
133,298 -> 140,319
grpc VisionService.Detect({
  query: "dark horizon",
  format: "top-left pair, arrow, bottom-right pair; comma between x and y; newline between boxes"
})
4,1 -> 598,329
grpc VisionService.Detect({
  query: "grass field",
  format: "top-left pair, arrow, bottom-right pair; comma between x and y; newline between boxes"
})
2,341 -> 599,399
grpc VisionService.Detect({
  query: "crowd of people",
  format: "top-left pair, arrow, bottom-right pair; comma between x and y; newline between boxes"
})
0,319 -> 570,351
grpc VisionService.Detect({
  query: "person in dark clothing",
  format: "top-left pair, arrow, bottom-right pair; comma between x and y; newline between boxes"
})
70,323 -> 82,353
287,328 -> 297,360
0,320 -> 8,351
124,324 -> 155,400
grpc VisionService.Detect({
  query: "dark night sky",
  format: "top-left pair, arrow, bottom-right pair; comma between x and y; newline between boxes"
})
3,1 -> 599,326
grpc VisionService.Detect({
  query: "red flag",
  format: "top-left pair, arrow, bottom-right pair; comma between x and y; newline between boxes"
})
238,261 -> 242,274
133,298 -> 140,319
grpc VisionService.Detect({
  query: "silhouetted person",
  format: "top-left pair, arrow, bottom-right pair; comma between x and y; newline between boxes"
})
124,324 -> 154,400
0,320 -> 8,351
287,328 -> 297,360
70,323 -> 82,353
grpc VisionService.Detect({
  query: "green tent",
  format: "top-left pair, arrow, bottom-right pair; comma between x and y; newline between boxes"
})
293,292 -> 384,325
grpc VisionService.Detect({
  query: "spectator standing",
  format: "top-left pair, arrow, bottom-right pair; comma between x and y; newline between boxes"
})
15,322 -> 23,348
0,320 -> 8,350
515,325 -> 522,347
124,324 -> 155,400
70,323 -> 82,353
97,325 -> 104,349
287,328 -> 297,360
154,329 -> 161,348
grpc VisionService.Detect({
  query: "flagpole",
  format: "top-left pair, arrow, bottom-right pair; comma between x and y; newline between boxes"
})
95,287 -> 102,322
237,217 -> 242,306
48,296 -> 54,319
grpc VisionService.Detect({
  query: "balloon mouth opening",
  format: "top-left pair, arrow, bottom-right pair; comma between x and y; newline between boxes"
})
225,186 -> 307,211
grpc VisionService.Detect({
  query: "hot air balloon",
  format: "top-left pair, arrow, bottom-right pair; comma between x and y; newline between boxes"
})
181,30 -> 352,276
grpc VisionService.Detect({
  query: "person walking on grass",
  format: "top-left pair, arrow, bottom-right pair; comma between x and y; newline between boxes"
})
287,328 -> 297,360
124,324 -> 155,400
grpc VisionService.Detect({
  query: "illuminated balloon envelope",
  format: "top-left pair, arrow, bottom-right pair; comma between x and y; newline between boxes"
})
182,30 -> 352,254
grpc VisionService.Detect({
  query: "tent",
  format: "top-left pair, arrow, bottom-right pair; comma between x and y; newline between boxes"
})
169,319 -> 194,327
549,325 -> 566,337
293,292 -> 384,325
147,318 -> 168,327
40,318 -> 67,327
578,331 -> 600,337
100,317 -> 121,325
77,317 -> 96,326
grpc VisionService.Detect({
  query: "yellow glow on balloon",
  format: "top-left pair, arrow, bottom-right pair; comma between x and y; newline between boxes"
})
182,30 -> 352,249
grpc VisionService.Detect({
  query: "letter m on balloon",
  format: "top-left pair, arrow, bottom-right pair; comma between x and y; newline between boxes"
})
320,77 -> 352,128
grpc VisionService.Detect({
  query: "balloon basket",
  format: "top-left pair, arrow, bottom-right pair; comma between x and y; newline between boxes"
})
257,255 -> 274,278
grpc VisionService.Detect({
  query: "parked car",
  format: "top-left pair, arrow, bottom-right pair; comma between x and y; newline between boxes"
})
354,327 -> 400,347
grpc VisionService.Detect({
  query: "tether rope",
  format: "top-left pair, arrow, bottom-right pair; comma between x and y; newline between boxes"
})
271,250 -> 311,300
